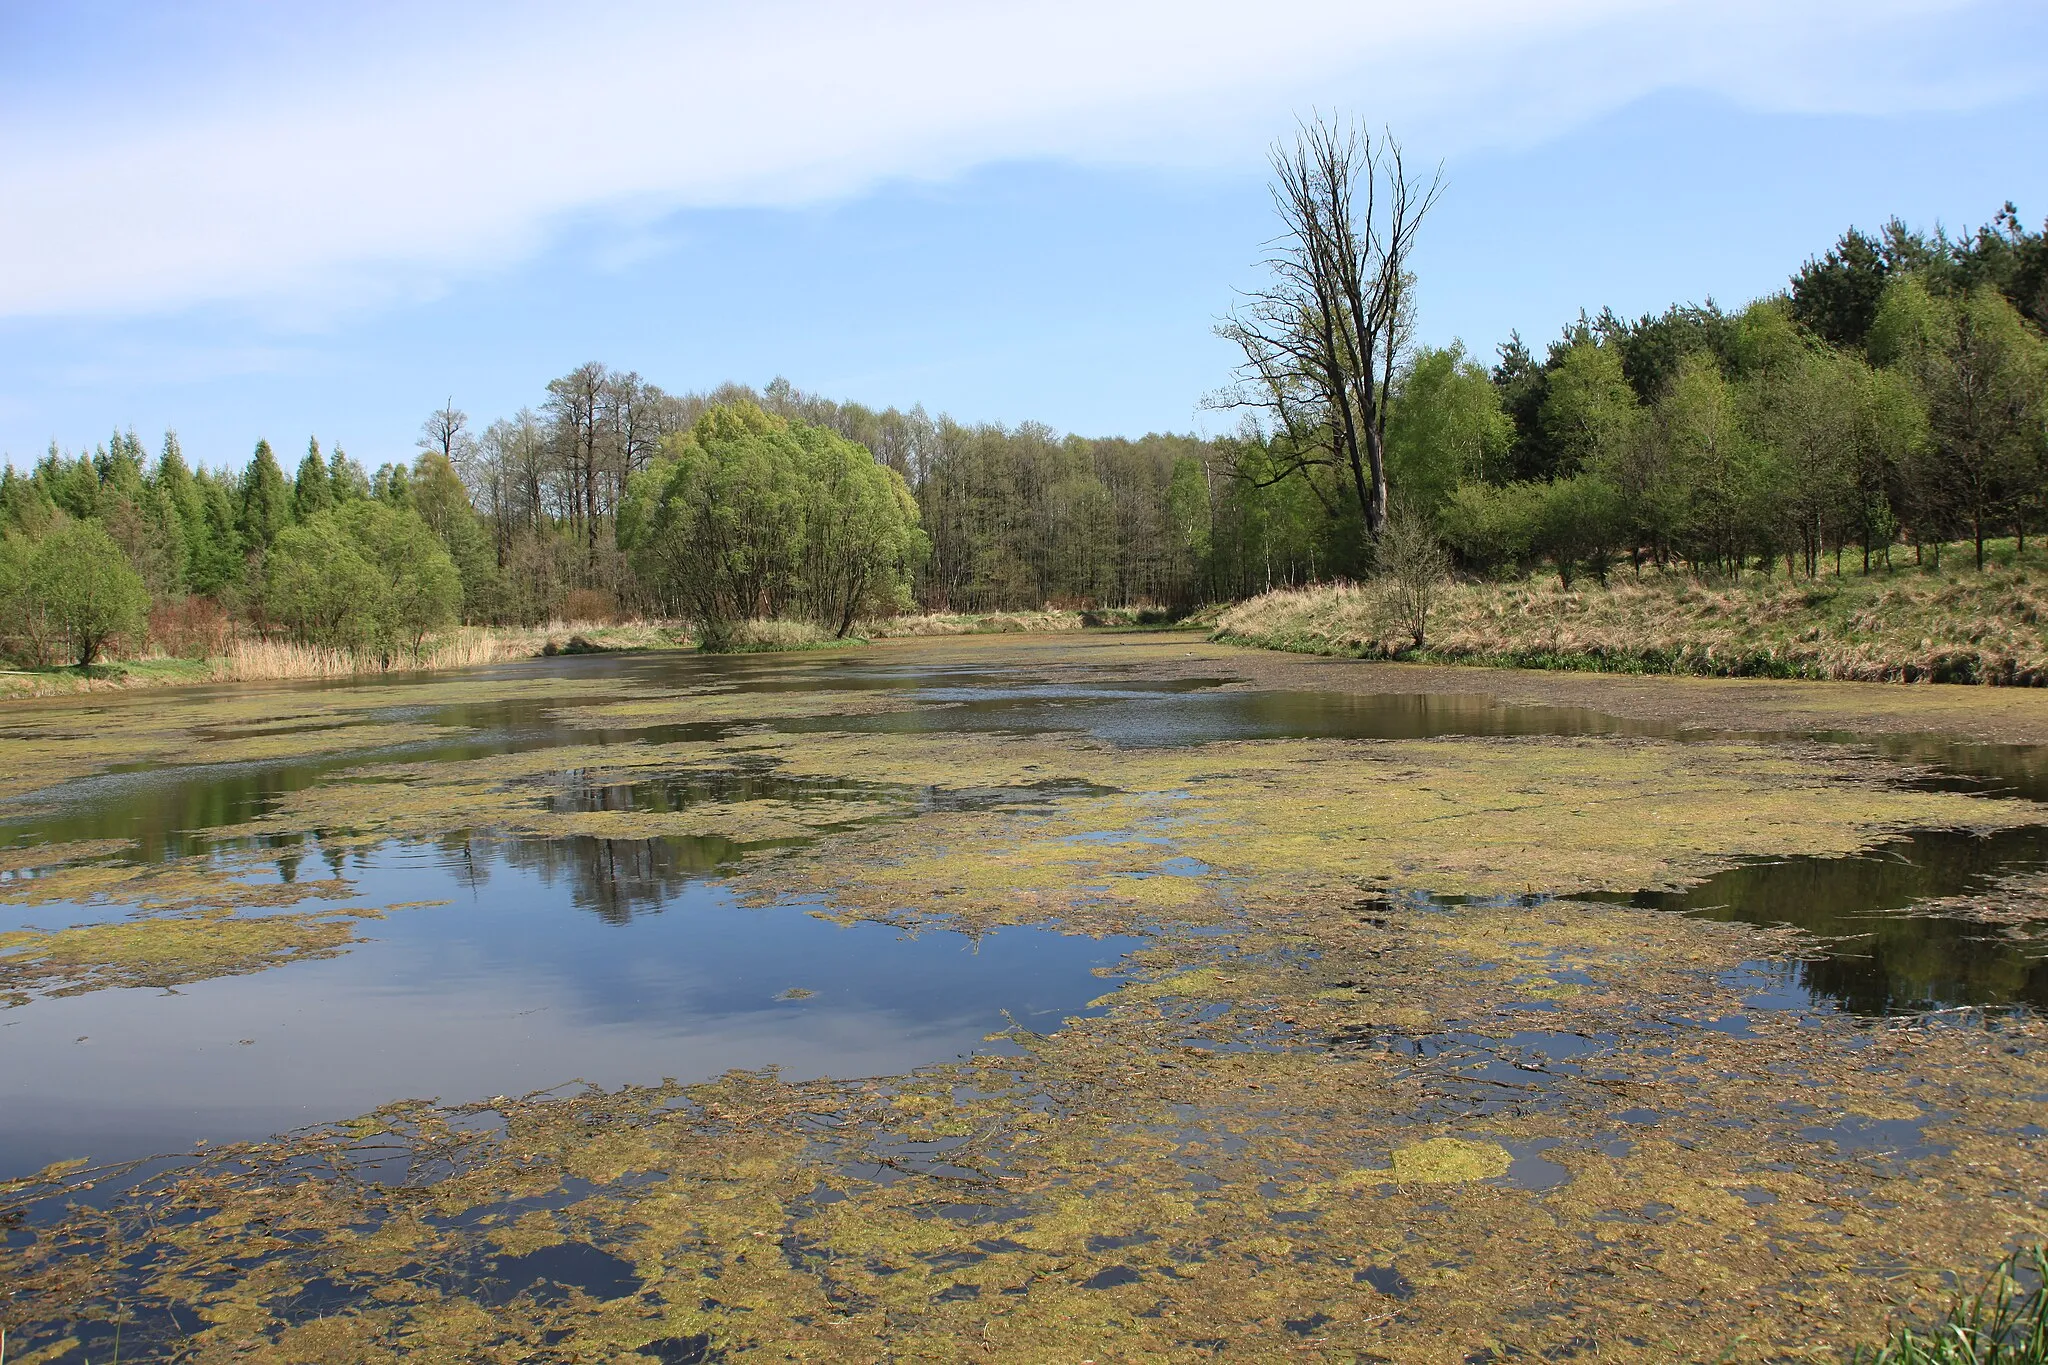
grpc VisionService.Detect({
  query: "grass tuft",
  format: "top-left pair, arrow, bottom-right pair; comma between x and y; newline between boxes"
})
1851,1249 -> 2048,1364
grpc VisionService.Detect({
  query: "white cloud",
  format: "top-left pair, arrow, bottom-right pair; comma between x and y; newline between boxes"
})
1,0 -> 2032,321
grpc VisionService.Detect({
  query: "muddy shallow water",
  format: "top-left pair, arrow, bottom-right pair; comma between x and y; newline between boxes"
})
3,635 -> 2046,1363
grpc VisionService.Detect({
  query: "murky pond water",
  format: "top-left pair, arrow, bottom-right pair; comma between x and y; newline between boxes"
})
4,635 -> 2046,1362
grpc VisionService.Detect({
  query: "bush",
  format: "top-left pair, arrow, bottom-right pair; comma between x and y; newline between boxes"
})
1375,506 -> 1452,650
261,502 -> 461,667
559,588 -> 619,625
27,520 -> 150,666
149,596 -> 234,660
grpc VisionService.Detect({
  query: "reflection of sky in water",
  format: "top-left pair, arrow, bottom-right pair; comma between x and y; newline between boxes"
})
10,646 -> 2048,1175
0,841 -> 1139,1177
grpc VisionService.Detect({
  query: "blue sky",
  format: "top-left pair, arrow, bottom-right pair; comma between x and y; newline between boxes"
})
2,0 -> 2044,471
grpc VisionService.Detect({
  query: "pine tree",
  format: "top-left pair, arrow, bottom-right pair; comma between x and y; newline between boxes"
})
329,447 -> 371,501
294,437 -> 334,521
189,470 -> 245,598
238,440 -> 293,550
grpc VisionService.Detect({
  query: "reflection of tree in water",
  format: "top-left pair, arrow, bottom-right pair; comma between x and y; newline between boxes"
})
496,834 -> 741,924
1636,825 -> 2048,1014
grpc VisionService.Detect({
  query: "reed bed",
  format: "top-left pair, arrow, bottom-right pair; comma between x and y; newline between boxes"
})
210,629 -> 532,682
1214,562 -> 2048,685
0,621 -> 690,698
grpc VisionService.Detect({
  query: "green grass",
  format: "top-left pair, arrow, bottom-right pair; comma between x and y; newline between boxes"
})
0,657 -> 217,698
1851,1250 -> 2048,1363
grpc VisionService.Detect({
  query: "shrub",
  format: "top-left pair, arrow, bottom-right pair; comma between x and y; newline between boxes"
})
149,596 -> 234,660
27,520 -> 150,666
559,588 -> 619,625
261,502 -> 461,667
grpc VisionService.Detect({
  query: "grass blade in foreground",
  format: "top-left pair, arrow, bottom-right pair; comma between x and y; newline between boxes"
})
1853,1249 -> 2048,1364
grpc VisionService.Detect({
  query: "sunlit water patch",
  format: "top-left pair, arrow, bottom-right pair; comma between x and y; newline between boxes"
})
0,837 -> 1139,1178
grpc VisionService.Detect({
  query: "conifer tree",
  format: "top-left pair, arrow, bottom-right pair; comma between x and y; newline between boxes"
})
294,437 -> 334,521
329,447 -> 371,501
238,440 -> 293,550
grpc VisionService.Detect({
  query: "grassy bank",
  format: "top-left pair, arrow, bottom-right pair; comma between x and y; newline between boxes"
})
0,622 -> 686,699
1215,557 -> 2048,685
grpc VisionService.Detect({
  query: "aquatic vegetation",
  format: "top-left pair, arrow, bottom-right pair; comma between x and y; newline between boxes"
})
1386,1136 -> 1514,1183
0,852 -> 352,912
547,686 -> 925,726
4,637 -> 2048,1361
0,908 -> 366,1004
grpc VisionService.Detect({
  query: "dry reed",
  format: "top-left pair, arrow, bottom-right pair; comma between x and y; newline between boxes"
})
1215,562 -> 2048,685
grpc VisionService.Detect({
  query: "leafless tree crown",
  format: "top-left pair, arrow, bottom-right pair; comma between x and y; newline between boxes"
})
1213,116 -> 1442,539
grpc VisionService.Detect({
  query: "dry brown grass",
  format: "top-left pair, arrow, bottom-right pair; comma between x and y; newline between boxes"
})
1215,561 -> 2048,685
209,630 -> 534,682
863,610 -> 1088,637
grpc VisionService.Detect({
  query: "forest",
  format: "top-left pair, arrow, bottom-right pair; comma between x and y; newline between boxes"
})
0,181 -> 2043,667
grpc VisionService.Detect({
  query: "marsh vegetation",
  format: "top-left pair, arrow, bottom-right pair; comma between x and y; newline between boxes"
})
1,634 -> 2046,1361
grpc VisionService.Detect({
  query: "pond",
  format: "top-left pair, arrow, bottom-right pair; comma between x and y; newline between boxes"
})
2,633 -> 2045,1362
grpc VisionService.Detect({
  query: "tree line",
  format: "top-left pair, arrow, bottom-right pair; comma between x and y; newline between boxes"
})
2,118 -> 2042,666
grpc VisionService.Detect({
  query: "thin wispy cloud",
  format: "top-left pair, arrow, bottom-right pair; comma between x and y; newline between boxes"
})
1,0 -> 2035,322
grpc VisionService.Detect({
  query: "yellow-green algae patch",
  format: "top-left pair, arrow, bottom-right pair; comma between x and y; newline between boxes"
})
1387,1136 -> 1515,1184
0,908 -> 367,1004
549,687 -> 928,726
734,732 -> 2034,937
3,638 -> 2048,1360
0,854 -> 354,913
4,895 -> 2043,1361
0,838 -> 134,876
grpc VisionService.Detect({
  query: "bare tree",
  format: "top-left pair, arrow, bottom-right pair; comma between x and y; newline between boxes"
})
1375,503 -> 1451,651
1214,116 -> 1442,541
418,398 -> 474,465
545,362 -> 610,569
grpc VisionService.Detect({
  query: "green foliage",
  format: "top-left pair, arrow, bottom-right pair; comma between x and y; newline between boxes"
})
409,452 -> 498,621
373,462 -> 413,509
23,519 -> 150,666
791,422 -> 928,635
1386,344 -> 1512,514
187,470 -> 245,599
328,448 -> 371,502
1532,473 -> 1627,586
1653,352 -> 1775,574
1875,277 -> 2048,567
628,403 -> 924,648
1790,224 -> 1906,351
237,440 -> 293,552
1442,479 -> 1541,574
293,438 -> 333,522
261,501 -> 460,665
1539,335 -> 1641,478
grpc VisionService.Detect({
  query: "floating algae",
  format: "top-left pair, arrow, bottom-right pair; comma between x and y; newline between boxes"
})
1387,1136 -> 1515,1184
0,907 -> 368,1005
3,637 -> 2048,1362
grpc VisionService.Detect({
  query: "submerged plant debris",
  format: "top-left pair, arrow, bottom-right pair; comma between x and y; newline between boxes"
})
2,635 -> 2047,1362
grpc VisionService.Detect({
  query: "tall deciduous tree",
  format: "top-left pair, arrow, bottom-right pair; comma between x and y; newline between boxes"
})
1384,343 -> 1512,516
1216,116 -> 1441,544
1872,277 -> 2048,568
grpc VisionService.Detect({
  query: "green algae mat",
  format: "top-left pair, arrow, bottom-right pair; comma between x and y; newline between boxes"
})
1,635 -> 2046,1362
